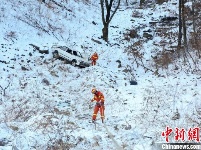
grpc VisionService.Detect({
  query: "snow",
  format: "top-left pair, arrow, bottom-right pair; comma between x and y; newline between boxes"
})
0,0 -> 201,150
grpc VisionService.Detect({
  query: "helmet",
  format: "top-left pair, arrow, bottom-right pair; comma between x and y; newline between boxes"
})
91,88 -> 97,94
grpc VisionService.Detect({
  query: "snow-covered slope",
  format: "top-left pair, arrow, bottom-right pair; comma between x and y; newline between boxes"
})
0,0 -> 201,150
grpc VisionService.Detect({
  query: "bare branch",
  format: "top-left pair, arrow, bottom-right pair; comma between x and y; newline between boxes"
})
0,80 -> 11,96
100,0 -> 106,24
108,0 -> 120,23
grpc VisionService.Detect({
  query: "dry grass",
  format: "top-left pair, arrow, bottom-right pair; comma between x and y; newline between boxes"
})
47,139 -> 75,150
123,29 -> 138,41
4,31 -> 18,42
152,51 -> 174,70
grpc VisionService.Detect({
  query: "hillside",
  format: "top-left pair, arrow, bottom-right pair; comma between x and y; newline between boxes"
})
0,0 -> 201,150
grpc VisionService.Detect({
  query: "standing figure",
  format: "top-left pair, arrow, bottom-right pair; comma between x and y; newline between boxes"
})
91,88 -> 105,123
91,52 -> 98,66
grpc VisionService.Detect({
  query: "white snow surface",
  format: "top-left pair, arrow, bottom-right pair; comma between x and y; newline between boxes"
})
0,0 -> 201,150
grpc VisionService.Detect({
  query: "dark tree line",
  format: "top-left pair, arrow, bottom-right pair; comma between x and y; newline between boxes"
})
191,0 -> 201,58
178,0 -> 201,64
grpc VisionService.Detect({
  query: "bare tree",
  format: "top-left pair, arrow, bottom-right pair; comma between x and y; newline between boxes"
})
177,0 -> 182,50
177,0 -> 188,60
181,0 -> 187,49
192,0 -> 196,34
191,0 -> 201,58
100,0 -> 121,42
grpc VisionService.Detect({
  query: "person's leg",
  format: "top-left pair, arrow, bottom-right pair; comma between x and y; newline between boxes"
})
100,105 -> 105,123
92,105 -> 99,121
92,60 -> 95,66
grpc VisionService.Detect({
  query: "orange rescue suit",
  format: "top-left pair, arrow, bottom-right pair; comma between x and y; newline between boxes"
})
91,53 -> 98,66
91,91 -> 105,122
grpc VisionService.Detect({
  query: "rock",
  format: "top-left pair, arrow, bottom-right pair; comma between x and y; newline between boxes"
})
38,49 -> 49,54
116,60 -> 122,68
143,29 -> 152,33
92,21 -> 97,25
130,80 -> 137,85
143,32 -> 153,39
171,109 -> 180,120
42,78 -> 50,86
125,124 -> 132,130
21,66 -> 29,71
0,138 -> 9,146
161,16 -> 178,23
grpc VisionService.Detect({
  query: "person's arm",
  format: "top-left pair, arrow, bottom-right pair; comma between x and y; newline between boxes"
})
99,94 -> 104,104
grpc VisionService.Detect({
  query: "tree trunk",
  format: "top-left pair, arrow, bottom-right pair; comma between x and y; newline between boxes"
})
182,0 -> 187,49
192,0 -> 196,33
192,0 -> 201,58
102,24 -> 109,42
177,0 -> 182,57
192,0 -> 199,55
140,0 -> 145,7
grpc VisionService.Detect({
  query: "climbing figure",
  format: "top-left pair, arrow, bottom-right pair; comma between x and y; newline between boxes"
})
90,52 -> 98,66
91,88 -> 105,123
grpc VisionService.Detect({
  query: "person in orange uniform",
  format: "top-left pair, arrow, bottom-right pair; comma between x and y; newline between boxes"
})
91,88 -> 105,123
91,52 -> 98,66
